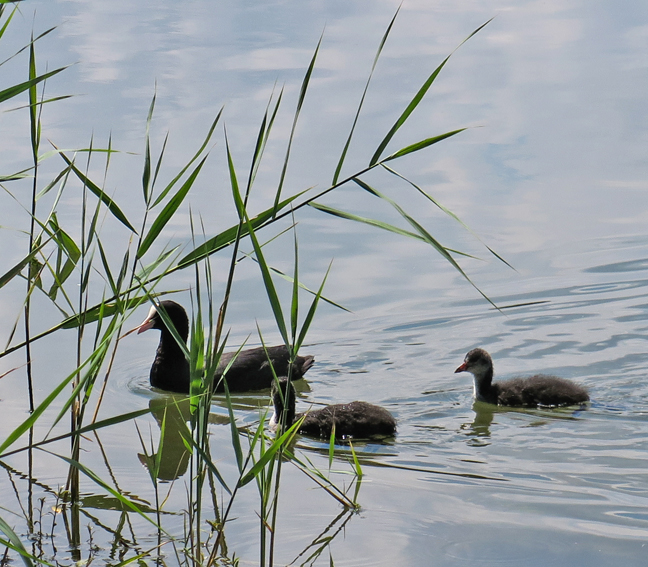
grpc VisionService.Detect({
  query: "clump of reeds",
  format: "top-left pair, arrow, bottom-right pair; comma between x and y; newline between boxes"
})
0,4 -> 499,565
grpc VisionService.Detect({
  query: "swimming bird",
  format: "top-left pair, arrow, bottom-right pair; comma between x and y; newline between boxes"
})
137,300 -> 314,393
455,348 -> 589,407
270,377 -> 396,439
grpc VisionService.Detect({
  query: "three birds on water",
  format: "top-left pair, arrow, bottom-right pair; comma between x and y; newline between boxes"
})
138,300 -> 589,440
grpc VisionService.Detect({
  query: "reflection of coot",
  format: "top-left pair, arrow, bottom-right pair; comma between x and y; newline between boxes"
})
270,377 -> 396,439
455,348 -> 589,407
139,397 -> 193,481
137,301 -> 314,393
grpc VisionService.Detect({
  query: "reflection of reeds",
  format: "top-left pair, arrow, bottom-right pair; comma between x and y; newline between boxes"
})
0,4 -> 500,564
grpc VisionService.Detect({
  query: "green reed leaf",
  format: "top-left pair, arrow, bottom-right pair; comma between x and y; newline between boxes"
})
309,201 -> 426,241
348,440 -> 363,477
0,240 -> 46,289
382,129 -> 466,162
238,419 -> 302,487
333,5 -> 400,184
240,252 -> 349,312
381,163 -> 515,270
0,65 -> 67,104
0,408 -> 152,459
273,32 -> 322,213
58,150 -> 136,233
137,156 -> 207,258
369,55 -> 451,165
370,18 -> 492,166
244,209 -> 289,346
0,516 -> 34,567
227,135 -> 289,344
223,378 -> 244,473
142,92 -> 155,203
176,190 -> 307,269
0,360 -> 80,455
248,87 -> 283,192
51,452 -> 162,530
353,178 -> 498,308
291,225 -> 299,342
0,4 -> 18,43
59,296 -> 146,329
151,107 -> 222,207
296,260 -> 332,352
188,435 -> 232,495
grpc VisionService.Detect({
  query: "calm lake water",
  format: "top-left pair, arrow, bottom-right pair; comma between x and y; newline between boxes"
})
1,0 -> 647,565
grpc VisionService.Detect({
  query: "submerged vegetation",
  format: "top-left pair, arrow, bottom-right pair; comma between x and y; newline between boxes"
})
0,3 -> 497,565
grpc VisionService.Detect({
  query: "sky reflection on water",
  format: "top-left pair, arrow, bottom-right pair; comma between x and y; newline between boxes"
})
1,0 -> 648,565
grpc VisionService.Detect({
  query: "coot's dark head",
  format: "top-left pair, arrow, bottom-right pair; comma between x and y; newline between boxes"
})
270,377 -> 297,430
455,348 -> 493,377
137,300 -> 189,342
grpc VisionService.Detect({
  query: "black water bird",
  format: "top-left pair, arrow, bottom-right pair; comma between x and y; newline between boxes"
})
270,377 -> 396,439
455,348 -> 589,408
137,300 -> 314,393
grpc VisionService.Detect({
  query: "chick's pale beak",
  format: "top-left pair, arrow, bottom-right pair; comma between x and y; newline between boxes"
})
455,362 -> 467,373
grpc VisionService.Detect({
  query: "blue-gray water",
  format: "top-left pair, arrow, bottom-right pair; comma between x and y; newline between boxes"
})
0,1 -> 647,565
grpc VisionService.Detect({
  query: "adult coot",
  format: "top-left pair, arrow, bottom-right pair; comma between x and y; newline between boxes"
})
137,300 -> 314,393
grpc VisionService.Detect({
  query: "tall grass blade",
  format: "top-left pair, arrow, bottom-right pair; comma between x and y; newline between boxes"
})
0,293 -> 156,359
248,87 -> 283,192
348,440 -> 363,477
28,33 -> 39,160
370,19 -> 492,165
273,33 -> 322,213
382,129 -> 466,162
47,216 -> 81,299
0,241 -> 46,289
177,190 -> 307,269
333,6 -> 400,184
0,408 -> 151,459
51,452 -> 163,530
228,141 -> 289,344
290,222 -> 299,341
0,66 -> 67,104
238,421 -> 301,487
151,131 -> 169,191
0,4 -> 18,42
309,202 -> 428,241
58,150 -> 136,233
353,178 -> 498,307
296,260 -> 331,351
0,363 -> 79,455
189,436 -> 232,495
0,516 -> 34,567
381,163 -> 515,270
151,108 -> 223,207
137,156 -> 207,257
142,92 -> 156,203
223,380 -> 244,473
240,252 -> 348,312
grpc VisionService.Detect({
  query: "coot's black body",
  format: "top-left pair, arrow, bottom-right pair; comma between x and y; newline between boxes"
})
271,377 -> 396,439
138,301 -> 314,393
455,348 -> 589,408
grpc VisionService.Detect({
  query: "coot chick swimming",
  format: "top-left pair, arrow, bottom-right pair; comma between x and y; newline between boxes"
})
137,300 -> 314,393
455,348 -> 589,408
270,377 -> 396,439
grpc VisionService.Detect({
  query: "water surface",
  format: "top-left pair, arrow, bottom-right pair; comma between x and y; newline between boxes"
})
1,0 -> 647,565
